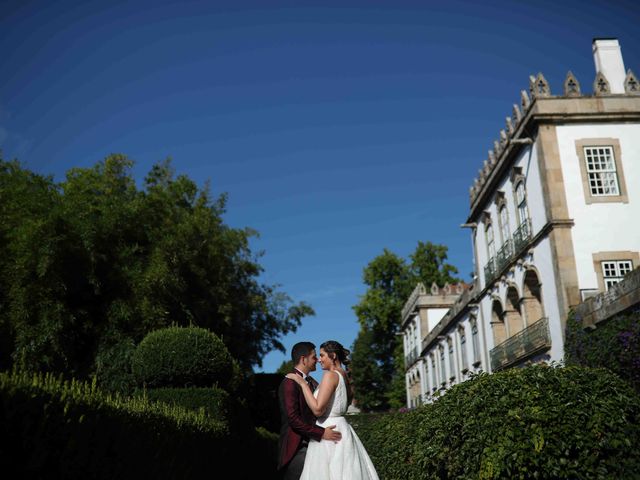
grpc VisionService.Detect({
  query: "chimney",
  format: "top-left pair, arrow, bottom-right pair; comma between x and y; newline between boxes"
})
592,38 -> 626,93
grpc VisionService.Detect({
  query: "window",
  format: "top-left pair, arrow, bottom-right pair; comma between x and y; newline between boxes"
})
459,327 -> 468,371
447,338 -> 455,381
602,260 -> 633,289
499,206 -> 509,244
575,139 -> 628,204
486,224 -> 495,259
439,346 -> 445,385
584,146 -> 620,196
471,320 -> 480,364
430,354 -> 437,391
515,182 -> 528,224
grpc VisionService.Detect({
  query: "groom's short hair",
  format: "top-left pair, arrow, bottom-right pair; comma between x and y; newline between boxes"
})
291,342 -> 316,364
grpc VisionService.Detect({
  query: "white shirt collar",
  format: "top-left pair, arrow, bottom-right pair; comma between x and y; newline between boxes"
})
294,367 -> 307,380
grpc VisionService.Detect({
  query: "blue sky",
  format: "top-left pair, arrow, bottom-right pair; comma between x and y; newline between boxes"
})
2,0 -> 639,373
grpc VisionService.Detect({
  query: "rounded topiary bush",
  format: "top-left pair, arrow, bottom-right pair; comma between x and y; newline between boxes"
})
351,365 -> 640,480
131,326 -> 234,389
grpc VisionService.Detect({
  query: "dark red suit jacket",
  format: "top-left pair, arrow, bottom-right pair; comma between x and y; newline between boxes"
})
277,370 -> 325,470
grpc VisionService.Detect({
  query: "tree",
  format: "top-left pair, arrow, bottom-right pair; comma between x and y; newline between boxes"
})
275,360 -> 293,375
0,154 -> 314,384
350,326 -> 386,411
351,242 -> 459,411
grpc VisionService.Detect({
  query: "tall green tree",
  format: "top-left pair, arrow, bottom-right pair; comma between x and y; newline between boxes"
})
0,154 -> 313,384
351,242 -> 459,411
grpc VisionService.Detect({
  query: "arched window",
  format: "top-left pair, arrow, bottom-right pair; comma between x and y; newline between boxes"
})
499,205 -> 510,244
430,353 -> 437,390
459,326 -> 468,371
486,224 -> 495,259
515,181 -> 529,225
471,320 -> 480,365
447,337 -> 455,381
439,345 -> 445,385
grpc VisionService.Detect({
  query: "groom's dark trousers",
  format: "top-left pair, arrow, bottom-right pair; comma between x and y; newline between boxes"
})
277,371 -> 324,480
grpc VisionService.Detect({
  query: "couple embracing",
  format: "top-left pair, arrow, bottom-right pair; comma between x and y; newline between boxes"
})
277,340 -> 379,480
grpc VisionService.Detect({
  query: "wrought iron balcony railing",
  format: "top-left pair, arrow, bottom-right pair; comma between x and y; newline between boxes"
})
490,317 -> 551,371
484,257 -> 497,285
513,219 -> 532,254
496,239 -> 514,272
405,348 -> 420,369
483,220 -> 533,287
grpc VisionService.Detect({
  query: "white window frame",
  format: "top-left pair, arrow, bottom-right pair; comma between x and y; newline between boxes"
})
515,181 -> 528,225
471,319 -> 480,365
584,146 -> 620,197
429,353 -> 438,390
486,224 -> 495,259
499,205 -> 509,244
447,338 -> 455,381
601,260 -> 633,289
458,327 -> 468,372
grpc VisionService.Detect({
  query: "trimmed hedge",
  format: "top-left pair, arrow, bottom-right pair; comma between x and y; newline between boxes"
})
0,369 -> 277,480
565,309 -> 640,392
349,365 -> 640,479
131,326 -> 234,389
134,386 -> 256,436
139,386 -> 230,420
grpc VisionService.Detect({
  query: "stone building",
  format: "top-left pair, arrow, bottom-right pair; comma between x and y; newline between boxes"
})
401,38 -> 640,407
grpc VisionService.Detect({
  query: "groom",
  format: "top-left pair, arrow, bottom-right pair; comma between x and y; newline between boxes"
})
277,341 -> 342,480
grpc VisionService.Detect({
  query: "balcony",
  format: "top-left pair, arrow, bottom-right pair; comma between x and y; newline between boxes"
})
405,348 -> 420,369
483,219 -> 532,287
490,317 -> 551,371
513,219 -> 532,254
496,239 -> 514,272
484,257 -> 497,285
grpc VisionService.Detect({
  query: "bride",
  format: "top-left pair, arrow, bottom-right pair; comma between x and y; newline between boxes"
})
285,340 -> 379,480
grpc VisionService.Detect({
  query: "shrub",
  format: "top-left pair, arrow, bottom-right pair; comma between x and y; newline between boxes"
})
0,369 -> 278,480
131,326 -> 234,389
136,386 -> 230,421
349,365 -> 640,479
565,309 -> 640,392
242,372 -> 282,433
94,337 -> 137,395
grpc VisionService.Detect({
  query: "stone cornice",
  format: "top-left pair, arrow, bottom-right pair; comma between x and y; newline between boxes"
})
467,94 -> 640,222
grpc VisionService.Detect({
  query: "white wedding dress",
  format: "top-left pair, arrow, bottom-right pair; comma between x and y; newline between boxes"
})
300,370 -> 379,480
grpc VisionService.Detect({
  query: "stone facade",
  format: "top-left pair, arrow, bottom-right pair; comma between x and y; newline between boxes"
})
401,38 -> 640,407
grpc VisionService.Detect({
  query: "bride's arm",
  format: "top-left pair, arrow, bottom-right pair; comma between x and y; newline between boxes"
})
286,373 -> 338,417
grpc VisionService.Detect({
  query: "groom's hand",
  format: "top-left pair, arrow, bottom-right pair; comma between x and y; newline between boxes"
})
322,425 -> 341,442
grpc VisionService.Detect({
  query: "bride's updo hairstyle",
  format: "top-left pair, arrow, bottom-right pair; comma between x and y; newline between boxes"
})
320,340 -> 351,367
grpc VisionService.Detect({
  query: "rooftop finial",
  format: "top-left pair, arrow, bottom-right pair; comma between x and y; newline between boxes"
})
512,103 -> 522,123
624,69 -> 639,94
594,71 -> 611,95
520,90 -> 531,110
532,73 -> 551,97
563,71 -> 581,97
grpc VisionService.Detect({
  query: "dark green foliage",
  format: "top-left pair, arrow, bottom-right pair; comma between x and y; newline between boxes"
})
131,326 -> 233,389
242,373 -> 282,433
275,359 -> 293,375
0,155 -> 313,390
352,243 -> 459,411
138,386 -> 230,420
565,309 -> 640,392
350,326 -> 387,411
349,365 -> 640,479
94,336 -> 137,395
0,369 -> 279,480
